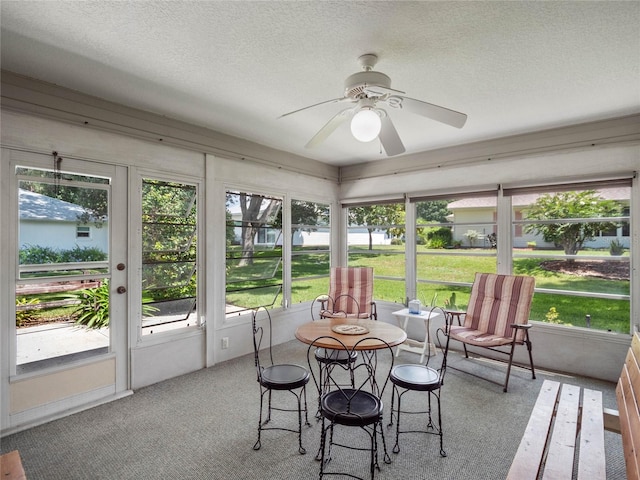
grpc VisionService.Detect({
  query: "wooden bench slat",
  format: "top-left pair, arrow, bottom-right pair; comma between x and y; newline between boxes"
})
603,407 -> 621,433
510,332 -> 639,480
578,388 -> 606,480
542,383 -> 580,480
0,450 -> 27,480
618,368 -> 639,480
617,333 -> 640,480
506,380 -> 560,480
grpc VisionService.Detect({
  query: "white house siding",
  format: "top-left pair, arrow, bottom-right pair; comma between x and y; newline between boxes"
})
293,228 -> 330,247
449,207 -> 497,248
447,189 -> 630,250
18,189 -> 109,254
19,219 -> 109,253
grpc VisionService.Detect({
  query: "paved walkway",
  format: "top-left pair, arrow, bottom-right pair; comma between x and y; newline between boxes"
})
16,322 -> 109,365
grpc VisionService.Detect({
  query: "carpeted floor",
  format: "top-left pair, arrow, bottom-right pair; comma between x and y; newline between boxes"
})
0,340 -> 626,479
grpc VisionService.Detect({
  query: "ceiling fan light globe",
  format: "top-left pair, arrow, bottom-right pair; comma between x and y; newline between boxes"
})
350,109 -> 381,142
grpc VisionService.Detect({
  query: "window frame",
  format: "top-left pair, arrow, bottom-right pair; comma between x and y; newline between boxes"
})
290,198 -> 332,306
224,188 -> 285,318
344,200 -> 406,304
131,169 -> 204,345
506,180 -> 632,333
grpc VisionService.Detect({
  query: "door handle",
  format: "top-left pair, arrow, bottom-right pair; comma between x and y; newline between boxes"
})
117,286 -> 127,294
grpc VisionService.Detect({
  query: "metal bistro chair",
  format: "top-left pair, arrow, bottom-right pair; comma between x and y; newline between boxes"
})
309,305 -> 359,420
308,336 -> 394,480
309,267 -> 377,417
252,307 -> 311,454
311,344 -> 358,420
388,307 -> 451,457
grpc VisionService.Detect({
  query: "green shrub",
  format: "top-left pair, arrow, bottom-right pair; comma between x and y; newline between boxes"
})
19,245 -> 59,264
390,237 -> 404,245
427,227 -> 452,244
16,296 -> 41,327
68,280 -> 158,329
609,239 -> 624,256
69,281 -> 111,329
426,227 -> 453,248
428,237 -> 448,249
19,244 -> 107,264
59,245 -> 107,262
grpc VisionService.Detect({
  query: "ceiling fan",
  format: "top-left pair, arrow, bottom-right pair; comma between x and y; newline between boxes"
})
279,54 -> 468,157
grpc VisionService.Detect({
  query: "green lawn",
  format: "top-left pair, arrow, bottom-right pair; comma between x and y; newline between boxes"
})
289,245 -> 631,334
19,246 -> 630,333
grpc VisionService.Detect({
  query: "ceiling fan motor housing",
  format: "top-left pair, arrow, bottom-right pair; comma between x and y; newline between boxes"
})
344,71 -> 392,98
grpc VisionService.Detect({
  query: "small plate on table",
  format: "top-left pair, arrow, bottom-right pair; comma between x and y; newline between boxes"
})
332,324 -> 369,335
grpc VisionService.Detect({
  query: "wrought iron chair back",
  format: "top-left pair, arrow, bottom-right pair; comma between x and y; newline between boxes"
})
251,307 -> 310,454
307,335 -> 394,480
388,306 -> 452,457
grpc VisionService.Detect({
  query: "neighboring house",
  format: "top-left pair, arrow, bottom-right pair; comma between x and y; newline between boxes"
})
228,211 -> 390,247
447,187 -> 630,249
19,189 -> 109,253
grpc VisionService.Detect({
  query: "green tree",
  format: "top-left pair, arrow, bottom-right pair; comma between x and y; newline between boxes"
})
21,174 -> 108,226
225,210 -> 235,246
228,193 -> 281,266
348,204 -> 404,250
524,190 -> 621,257
289,200 -> 329,243
416,200 -> 451,223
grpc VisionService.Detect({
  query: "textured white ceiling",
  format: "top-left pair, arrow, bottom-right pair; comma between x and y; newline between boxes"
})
1,1 -> 639,166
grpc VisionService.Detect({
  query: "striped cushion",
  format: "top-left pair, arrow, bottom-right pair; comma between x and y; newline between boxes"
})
449,273 -> 535,345
321,267 -> 374,319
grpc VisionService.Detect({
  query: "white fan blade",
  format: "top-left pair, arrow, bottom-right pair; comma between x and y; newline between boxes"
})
390,95 -> 467,128
305,107 -> 355,148
379,114 -> 406,156
279,97 -> 350,119
363,85 -> 405,97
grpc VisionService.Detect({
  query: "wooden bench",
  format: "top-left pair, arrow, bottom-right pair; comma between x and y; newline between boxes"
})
507,331 -> 639,480
0,450 -> 27,480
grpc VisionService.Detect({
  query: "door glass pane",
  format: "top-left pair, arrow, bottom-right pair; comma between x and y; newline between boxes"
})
141,179 -> 198,335
16,168 -> 110,373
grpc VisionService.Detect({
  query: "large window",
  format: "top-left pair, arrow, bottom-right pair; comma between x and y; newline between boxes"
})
140,179 -> 200,335
225,191 -> 283,315
413,193 -> 497,310
291,199 -> 331,304
508,183 -> 631,333
408,182 -> 632,333
347,202 -> 405,303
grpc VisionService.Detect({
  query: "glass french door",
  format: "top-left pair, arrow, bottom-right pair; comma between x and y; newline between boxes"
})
11,151 -> 127,387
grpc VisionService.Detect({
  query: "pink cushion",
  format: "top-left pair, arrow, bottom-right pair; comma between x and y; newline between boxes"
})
324,267 -> 374,318
450,273 -> 535,344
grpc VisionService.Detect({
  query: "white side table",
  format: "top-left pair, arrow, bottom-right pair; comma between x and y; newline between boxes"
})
392,308 -> 443,363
